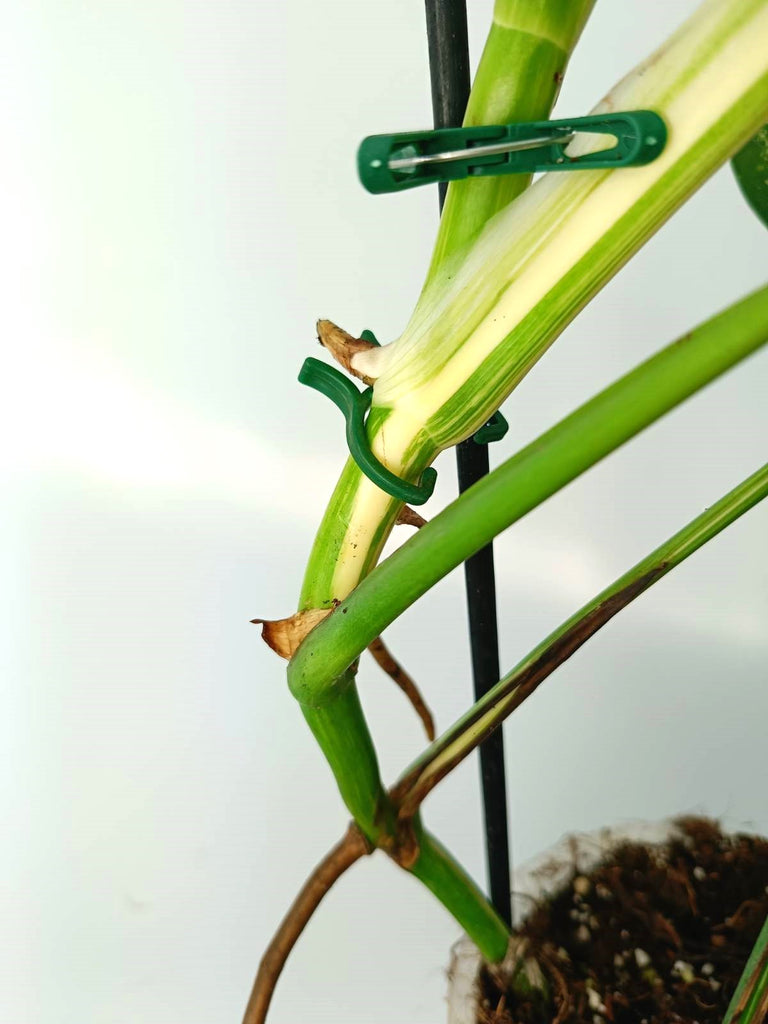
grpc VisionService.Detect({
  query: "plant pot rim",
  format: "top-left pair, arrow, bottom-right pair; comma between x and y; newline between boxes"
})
446,817 -> 694,1024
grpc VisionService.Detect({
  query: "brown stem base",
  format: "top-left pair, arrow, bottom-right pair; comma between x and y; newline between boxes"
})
242,823 -> 373,1024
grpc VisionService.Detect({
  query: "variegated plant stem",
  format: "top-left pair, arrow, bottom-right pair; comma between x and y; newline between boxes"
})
289,0 -> 768,959
424,0 -> 596,282
291,286 -> 768,957
393,461 -> 768,815
303,0 -> 768,613
290,0 -> 596,958
292,286 -> 768,713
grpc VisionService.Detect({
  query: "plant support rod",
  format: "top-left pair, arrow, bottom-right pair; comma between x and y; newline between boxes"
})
424,0 -> 512,927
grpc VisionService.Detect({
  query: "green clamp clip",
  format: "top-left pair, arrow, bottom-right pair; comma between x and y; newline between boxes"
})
299,357 -> 437,505
299,332 -> 509,505
473,410 -> 508,445
358,110 -> 667,194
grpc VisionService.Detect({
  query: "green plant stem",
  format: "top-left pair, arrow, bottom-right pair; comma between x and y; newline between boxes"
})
724,912 -> 768,1024
288,285 -> 767,959
299,675 -> 390,841
292,286 -> 768,710
424,0 -> 596,283
394,463 -> 768,813
409,827 -> 510,961
299,678 -> 511,960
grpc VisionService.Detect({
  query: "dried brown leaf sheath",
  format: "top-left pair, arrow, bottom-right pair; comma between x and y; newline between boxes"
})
316,319 -> 378,384
252,608 -> 332,660
396,505 -> 428,529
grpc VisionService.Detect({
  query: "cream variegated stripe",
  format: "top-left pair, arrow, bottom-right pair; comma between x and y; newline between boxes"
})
422,0 -> 597,303
491,0 -> 596,48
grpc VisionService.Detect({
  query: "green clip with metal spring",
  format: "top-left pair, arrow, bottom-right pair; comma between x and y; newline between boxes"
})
358,110 -> 667,194
299,331 -> 508,505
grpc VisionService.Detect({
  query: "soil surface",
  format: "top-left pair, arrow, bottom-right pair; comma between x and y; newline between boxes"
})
479,818 -> 768,1024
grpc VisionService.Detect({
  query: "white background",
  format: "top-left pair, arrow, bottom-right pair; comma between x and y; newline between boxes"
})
2,2 -> 766,1022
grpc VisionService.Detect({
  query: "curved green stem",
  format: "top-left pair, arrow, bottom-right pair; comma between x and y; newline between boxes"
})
291,285 -> 767,963
394,462 -> 768,813
410,828 -> 510,961
289,285 -> 767,959
292,287 -> 768,711
299,675 -> 390,841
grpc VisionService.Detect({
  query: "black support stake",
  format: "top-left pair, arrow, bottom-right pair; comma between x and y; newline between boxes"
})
423,0 -> 513,927
424,0 -> 471,207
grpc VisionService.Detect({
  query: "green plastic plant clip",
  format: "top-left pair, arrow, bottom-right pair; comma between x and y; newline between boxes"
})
359,329 -> 508,446
298,357 -> 437,505
473,411 -> 508,445
358,110 -> 667,194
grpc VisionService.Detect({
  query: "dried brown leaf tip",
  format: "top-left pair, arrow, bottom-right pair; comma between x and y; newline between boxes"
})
316,319 -> 378,384
396,505 -> 428,529
252,608 -> 332,660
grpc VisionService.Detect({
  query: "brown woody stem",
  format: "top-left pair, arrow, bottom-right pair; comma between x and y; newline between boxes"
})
368,636 -> 436,741
242,824 -> 373,1024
